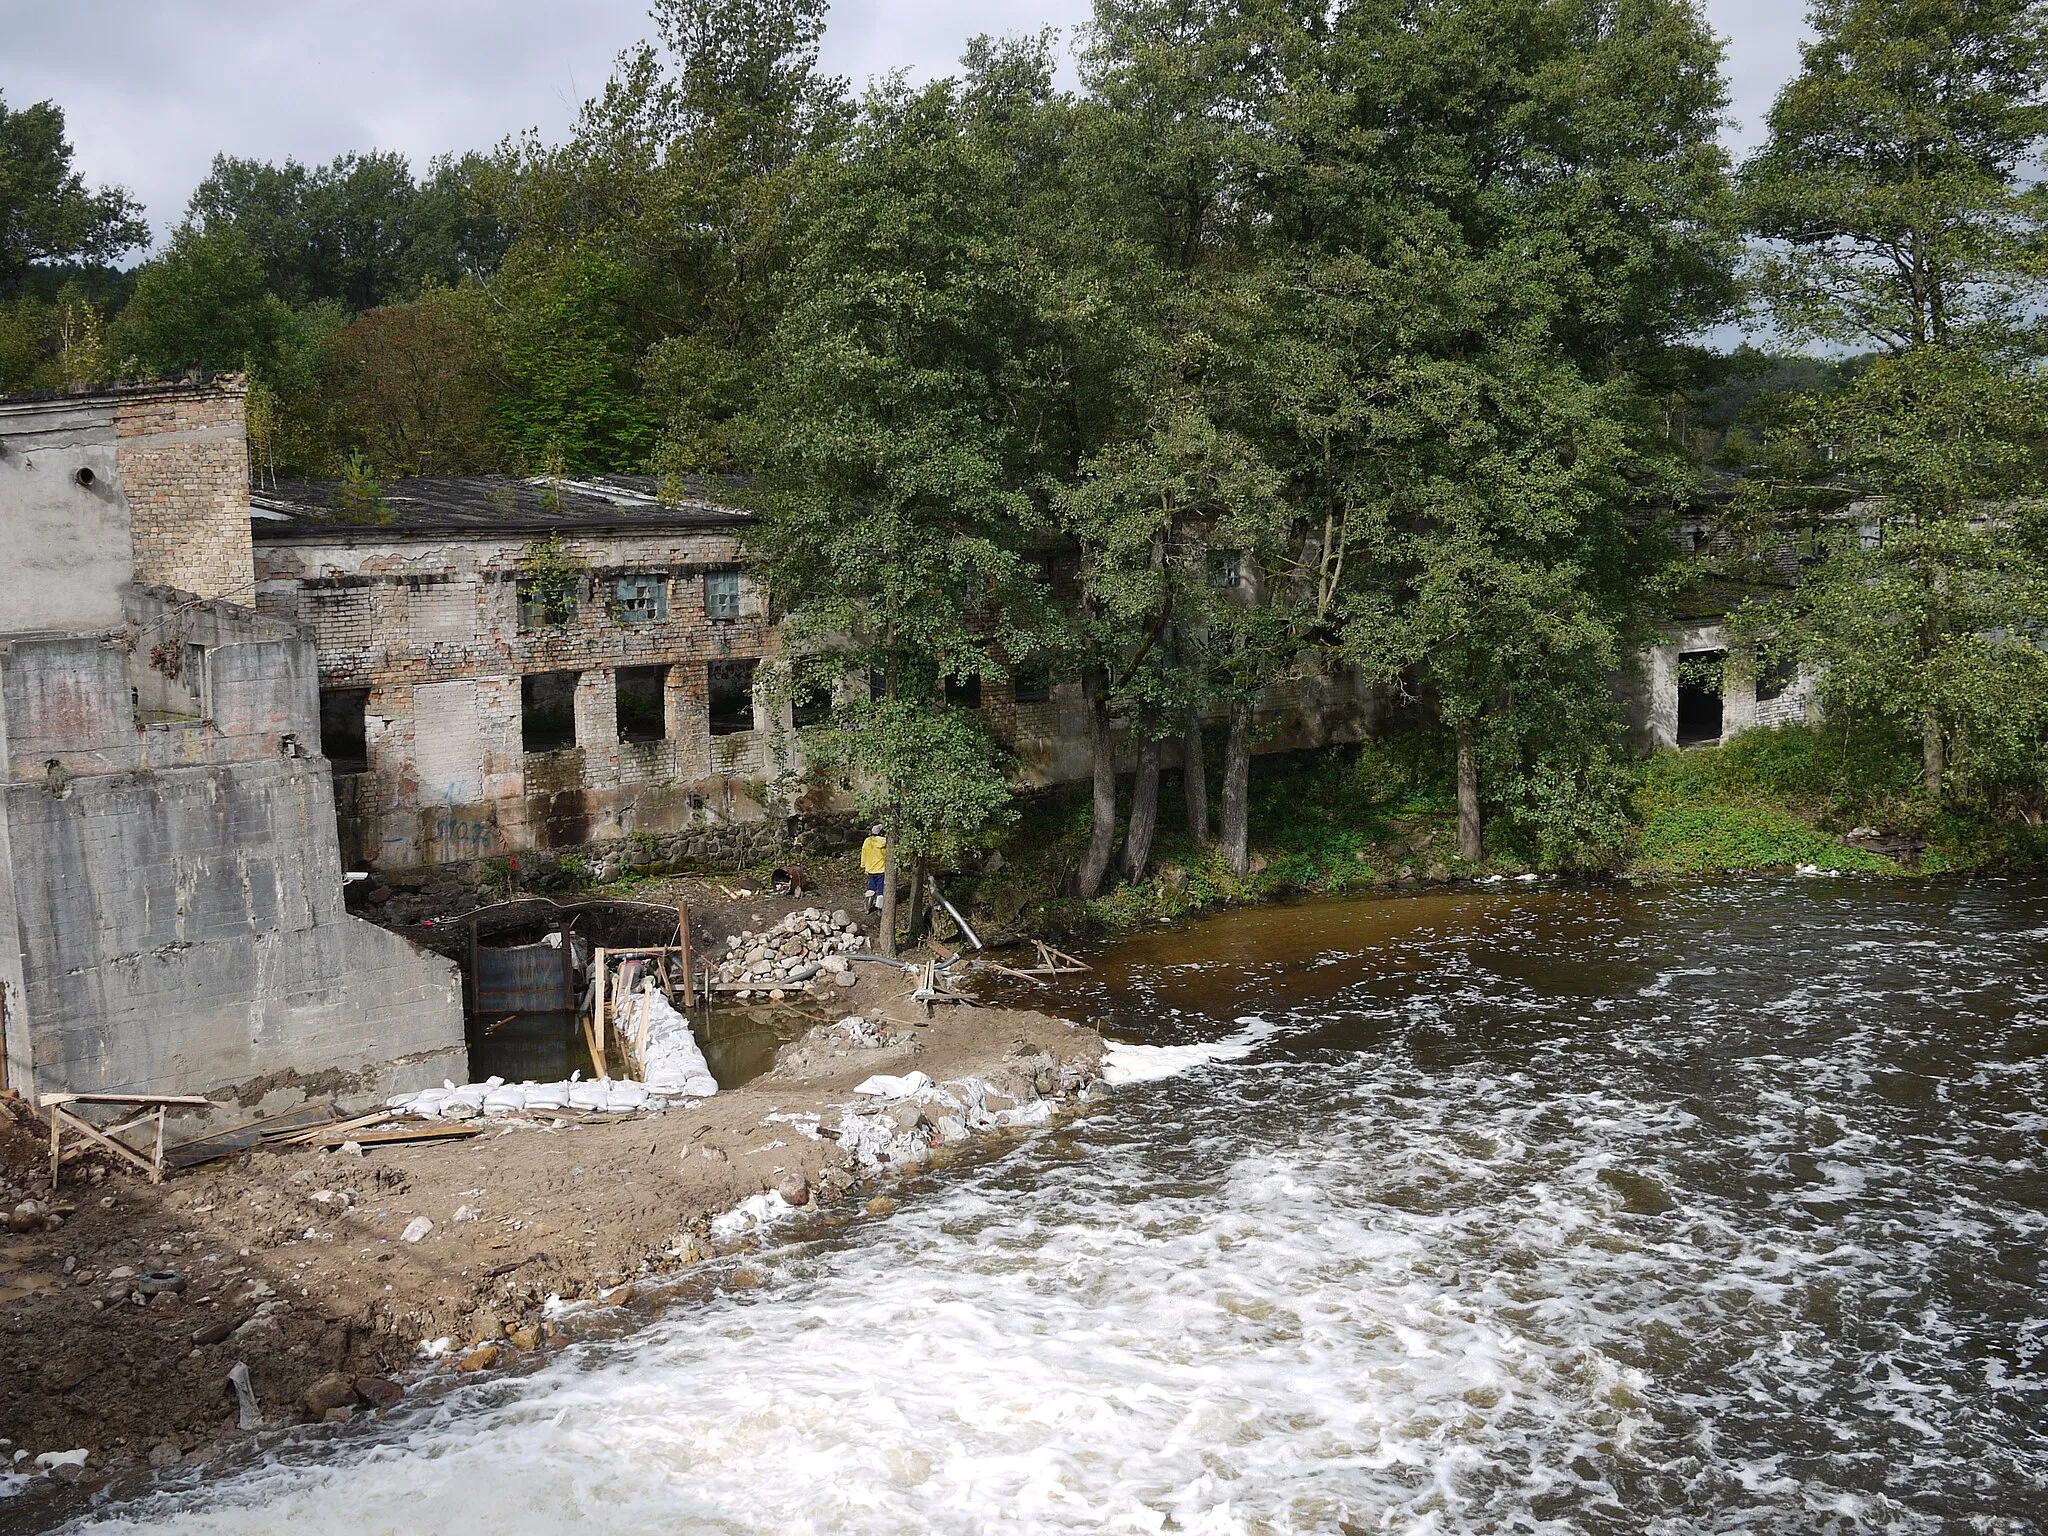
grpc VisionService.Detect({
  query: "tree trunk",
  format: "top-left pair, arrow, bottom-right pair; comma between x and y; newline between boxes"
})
1922,703 -> 1944,799
905,851 -> 928,947
1455,718 -> 1483,862
1220,699 -> 1251,876
1122,737 -> 1161,882
878,806 -> 901,958
1182,710 -> 1210,843
1074,671 -> 1119,898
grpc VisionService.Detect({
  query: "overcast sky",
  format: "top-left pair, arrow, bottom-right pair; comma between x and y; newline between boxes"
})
2,0 -> 1810,248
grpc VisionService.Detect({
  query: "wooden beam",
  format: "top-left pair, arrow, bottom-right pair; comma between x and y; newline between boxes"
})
52,1105 -> 159,1181
591,947 -> 608,1081
678,900 -> 694,1009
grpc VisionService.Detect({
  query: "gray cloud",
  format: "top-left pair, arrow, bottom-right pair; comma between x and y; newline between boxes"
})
0,0 -> 1804,246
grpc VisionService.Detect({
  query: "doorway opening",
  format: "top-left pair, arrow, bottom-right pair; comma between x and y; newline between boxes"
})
1676,650 -> 1725,746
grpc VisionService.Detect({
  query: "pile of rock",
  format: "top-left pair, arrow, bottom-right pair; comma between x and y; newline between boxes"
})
714,908 -> 868,999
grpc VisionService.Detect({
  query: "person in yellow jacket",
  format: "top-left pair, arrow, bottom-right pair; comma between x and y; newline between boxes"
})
860,824 -> 888,911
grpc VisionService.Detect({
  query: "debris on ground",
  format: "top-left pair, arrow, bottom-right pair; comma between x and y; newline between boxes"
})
711,907 -> 867,999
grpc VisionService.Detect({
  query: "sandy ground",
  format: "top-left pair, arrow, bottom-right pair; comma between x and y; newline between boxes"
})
0,962 -> 1101,1526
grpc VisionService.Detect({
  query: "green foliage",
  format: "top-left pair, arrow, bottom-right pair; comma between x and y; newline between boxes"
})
1632,800 -> 1895,874
1729,343 -> 2048,815
518,533 -> 584,626
184,148 -> 510,310
799,695 -> 1015,865
110,222 -> 300,379
0,90 -> 147,286
324,287 -> 499,474
1739,0 -> 2048,352
486,245 -> 656,472
332,452 -> 393,524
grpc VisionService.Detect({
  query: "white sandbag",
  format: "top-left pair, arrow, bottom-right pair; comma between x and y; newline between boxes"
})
852,1070 -> 933,1100
615,988 -> 718,1098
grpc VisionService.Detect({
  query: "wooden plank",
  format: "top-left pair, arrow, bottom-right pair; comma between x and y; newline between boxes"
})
278,1108 -> 396,1146
39,1093 -> 214,1108
54,1106 -> 158,1179
986,962 -> 1049,986
310,1124 -> 483,1147
49,1104 -> 59,1187
633,981 -> 655,1070
679,900 -> 693,1008
591,948 -> 608,1081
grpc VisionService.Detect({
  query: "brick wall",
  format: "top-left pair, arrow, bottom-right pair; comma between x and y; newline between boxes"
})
115,377 -> 252,603
254,526 -> 782,869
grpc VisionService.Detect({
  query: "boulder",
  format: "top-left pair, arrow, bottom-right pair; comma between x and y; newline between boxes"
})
354,1376 -> 404,1410
303,1374 -> 357,1415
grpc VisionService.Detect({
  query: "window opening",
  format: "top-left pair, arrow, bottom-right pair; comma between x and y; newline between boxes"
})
944,673 -> 982,709
610,574 -> 668,625
319,688 -> 370,772
705,570 -> 742,620
616,666 -> 667,743
1675,650 -> 1725,745
1209,551 -> 1242,589
708,659 -> 757,735
517,579 -> 579,630
792,679 -> 833,727
1013,663 -> 1052,704
522,671 -> 579,752
1756,654 -> 1797,703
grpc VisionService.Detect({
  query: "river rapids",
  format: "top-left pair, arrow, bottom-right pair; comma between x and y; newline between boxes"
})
63,879 -> 2048,1534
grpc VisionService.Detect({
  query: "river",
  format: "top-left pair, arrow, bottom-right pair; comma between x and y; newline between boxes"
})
65,878 -> 2048,1533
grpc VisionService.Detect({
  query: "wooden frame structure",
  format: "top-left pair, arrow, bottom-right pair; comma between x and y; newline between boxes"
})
584,901 -> 698,1082
42,1092 -> 216,1185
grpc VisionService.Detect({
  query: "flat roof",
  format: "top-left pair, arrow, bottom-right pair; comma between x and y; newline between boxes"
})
250,474 -> 757,539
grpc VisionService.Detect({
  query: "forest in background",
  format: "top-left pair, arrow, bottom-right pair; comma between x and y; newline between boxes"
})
3,0 -> 2044,902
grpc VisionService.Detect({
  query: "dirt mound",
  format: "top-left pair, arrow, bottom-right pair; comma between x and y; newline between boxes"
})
0,1092 -> 50,1189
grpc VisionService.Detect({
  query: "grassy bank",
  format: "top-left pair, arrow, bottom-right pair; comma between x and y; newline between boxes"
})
542,725 -> 2046,947
958,725 -> 2048,939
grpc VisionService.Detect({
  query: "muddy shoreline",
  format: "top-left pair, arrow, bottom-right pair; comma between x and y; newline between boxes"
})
0,960 -> 1101,1528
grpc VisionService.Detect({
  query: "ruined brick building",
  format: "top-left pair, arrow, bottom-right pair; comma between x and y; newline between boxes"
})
250,477 -> 1387,877
0,376 -> 463,1106
250,478 -> 780,871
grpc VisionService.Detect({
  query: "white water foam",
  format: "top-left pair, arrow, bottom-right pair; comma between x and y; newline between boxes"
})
1100,1016 -> 1278,1084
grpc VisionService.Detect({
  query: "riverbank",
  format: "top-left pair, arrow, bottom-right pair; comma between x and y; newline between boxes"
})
0,973 -> 1102,1520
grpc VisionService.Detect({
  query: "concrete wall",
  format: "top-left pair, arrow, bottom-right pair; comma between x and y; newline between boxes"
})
0,395 -> 130,633
0,587 -> 466,1108
254,526 -> 780,868
3,755 -> 462,1100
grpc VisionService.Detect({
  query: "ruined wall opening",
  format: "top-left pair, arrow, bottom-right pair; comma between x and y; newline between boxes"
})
1676,650 -> 1726,745
318,687 -> 370,772
705,570 -> 741,620
944,673 -> 982,709
792,678 -> 833,727
1756,654 -> 1797,703
708,658 -> 757,735
610,573 -> 668,625
616,665 -> 667,743
522,671 -> 579,752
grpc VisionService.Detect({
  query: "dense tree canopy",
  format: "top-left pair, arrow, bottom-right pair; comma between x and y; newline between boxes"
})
6,0 -> 2045,874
